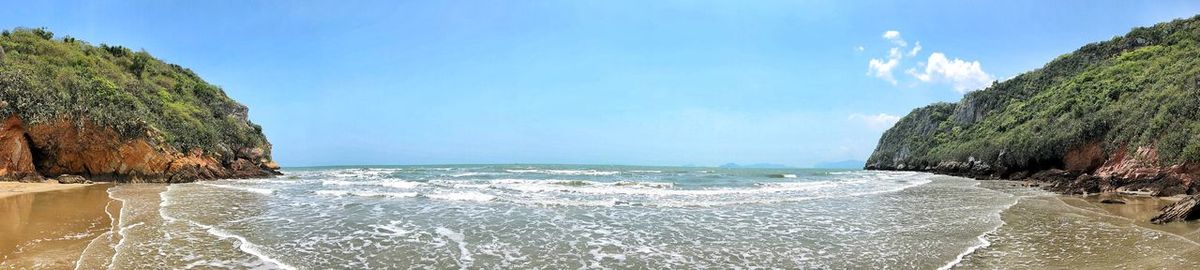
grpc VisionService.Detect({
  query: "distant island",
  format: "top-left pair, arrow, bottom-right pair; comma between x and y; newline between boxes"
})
866,15 -> 1200,223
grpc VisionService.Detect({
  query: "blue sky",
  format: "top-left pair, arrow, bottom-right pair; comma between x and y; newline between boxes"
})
3,1 -> 1199,167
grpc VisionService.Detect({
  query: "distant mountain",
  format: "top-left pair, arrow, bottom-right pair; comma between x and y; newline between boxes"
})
813,160 -> 865,169
719,163 -> 792,169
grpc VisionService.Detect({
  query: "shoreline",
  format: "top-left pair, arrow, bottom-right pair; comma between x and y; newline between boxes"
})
949,177 -> 1200,268
0,182 -> 95,199
0,182 -> 116,268
871,168 -> 1200,223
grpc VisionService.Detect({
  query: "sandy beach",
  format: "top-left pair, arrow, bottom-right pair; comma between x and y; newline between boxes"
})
0,182 -> 94,199
0,182 -> 116,269
958,186 -> 1200,269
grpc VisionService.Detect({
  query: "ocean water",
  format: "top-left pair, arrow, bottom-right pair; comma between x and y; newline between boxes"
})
67,165 -> 1197,269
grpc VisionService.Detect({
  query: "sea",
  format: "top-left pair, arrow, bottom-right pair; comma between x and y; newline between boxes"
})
65,165 -> 1200,269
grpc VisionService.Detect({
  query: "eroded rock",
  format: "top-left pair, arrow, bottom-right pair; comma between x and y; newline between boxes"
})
0,115 -> 39,181
55,174 -> 87,184
1151,195 -> 1200,224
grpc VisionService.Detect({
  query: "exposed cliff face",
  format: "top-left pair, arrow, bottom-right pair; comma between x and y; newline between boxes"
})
0,28 -> 279,182
17,118 -> 278,182
866,16 -> 1200,222
0,115 -> 37,181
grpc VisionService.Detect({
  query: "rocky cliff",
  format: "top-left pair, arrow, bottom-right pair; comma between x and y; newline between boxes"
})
866,16 -> 1200,222
0,28 -> 279,182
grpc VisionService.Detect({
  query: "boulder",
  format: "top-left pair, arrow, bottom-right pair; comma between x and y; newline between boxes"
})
1151,195 -> 1200,224
55,174 -> 88,184
1099,199 -> 1126,204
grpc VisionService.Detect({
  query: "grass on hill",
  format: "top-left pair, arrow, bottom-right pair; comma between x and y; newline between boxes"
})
0,28 -> 269,159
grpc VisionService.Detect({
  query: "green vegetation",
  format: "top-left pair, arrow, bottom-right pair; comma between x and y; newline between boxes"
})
0,28 -> 269,157
868,15 -> 1200,170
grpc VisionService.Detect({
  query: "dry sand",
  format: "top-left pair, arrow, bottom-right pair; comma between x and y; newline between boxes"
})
0,182 -> 93,199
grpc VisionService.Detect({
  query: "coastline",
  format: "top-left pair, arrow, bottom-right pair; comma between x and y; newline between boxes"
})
870,168 -> 1200,223
0,182 -> 94,199
946,177 -> 1200,268
0,182 -> 116,269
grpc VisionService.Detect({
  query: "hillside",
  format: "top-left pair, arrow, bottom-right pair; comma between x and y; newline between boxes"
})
0,28 -> 279,182
866,16 -> 1200,221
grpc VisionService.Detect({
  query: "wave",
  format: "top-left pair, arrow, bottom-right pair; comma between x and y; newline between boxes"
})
435,227 -> 474,268
105,187 -> 130,269
380,181 -> 422,189
310,170 -> 936,208
658,179 -> 931,207
368,221 -> 411,238
315,190 -> 419,198
226,179 -> 299,184
450,172 -> 507,177
321,180 -> 422,189
159,186 -> 298,270
486,179 -> 848,196
316,189 -> 494,202
937,195 -> 1019,270
426,192 -> 496,202
199,183 -> 275,195
518,198 -> 625,207
198,222 -> 297,270
505,169 -> 621,176
496,175 -> 933,208
76,197 -> 120,270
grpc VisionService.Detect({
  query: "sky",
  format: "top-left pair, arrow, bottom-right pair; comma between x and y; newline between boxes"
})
3,1 -> 1199,167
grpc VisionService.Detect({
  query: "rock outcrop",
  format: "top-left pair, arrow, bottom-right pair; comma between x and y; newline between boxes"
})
1151,195 -> 1200,224
0,115 -> 38,181
0,28 -> 279,182
866,16 -> 1200,222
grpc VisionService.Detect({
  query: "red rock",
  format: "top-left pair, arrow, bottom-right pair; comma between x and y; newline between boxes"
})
0,115 -> 39,180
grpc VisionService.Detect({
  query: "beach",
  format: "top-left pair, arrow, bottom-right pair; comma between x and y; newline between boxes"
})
958,190 -> 1200,268
0,183 -> 116,269
0,182 -> 94,199
3,169 -> 1200,268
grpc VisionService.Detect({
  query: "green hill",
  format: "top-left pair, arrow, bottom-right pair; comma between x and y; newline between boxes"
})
867,15 -> 1200,198
0,28 -> 278,182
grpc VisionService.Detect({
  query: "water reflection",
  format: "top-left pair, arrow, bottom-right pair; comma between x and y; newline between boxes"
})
0,184 -> 115,268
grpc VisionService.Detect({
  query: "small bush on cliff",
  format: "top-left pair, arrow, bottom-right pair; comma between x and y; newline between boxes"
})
0,28 -> 270,159
868,15 -> 1200,170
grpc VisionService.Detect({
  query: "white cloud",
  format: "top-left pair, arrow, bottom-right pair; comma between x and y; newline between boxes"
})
867,31 -> 912,85
882,30 -> 907,47
906,52 -> 994,93
868,46 -> 905,84
908,41 -> 922,56
868,58 -> 900,84
849,113 -> 901,130
855,45 -> 864,52
887,47 -> 902,59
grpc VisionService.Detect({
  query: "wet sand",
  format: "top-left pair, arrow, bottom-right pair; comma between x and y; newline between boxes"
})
959,191 -> 1200,269
0,183 -> 117,269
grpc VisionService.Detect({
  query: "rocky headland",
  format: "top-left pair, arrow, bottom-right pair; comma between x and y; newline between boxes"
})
0,28 -> 278,183
866,15 -> 1200,223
